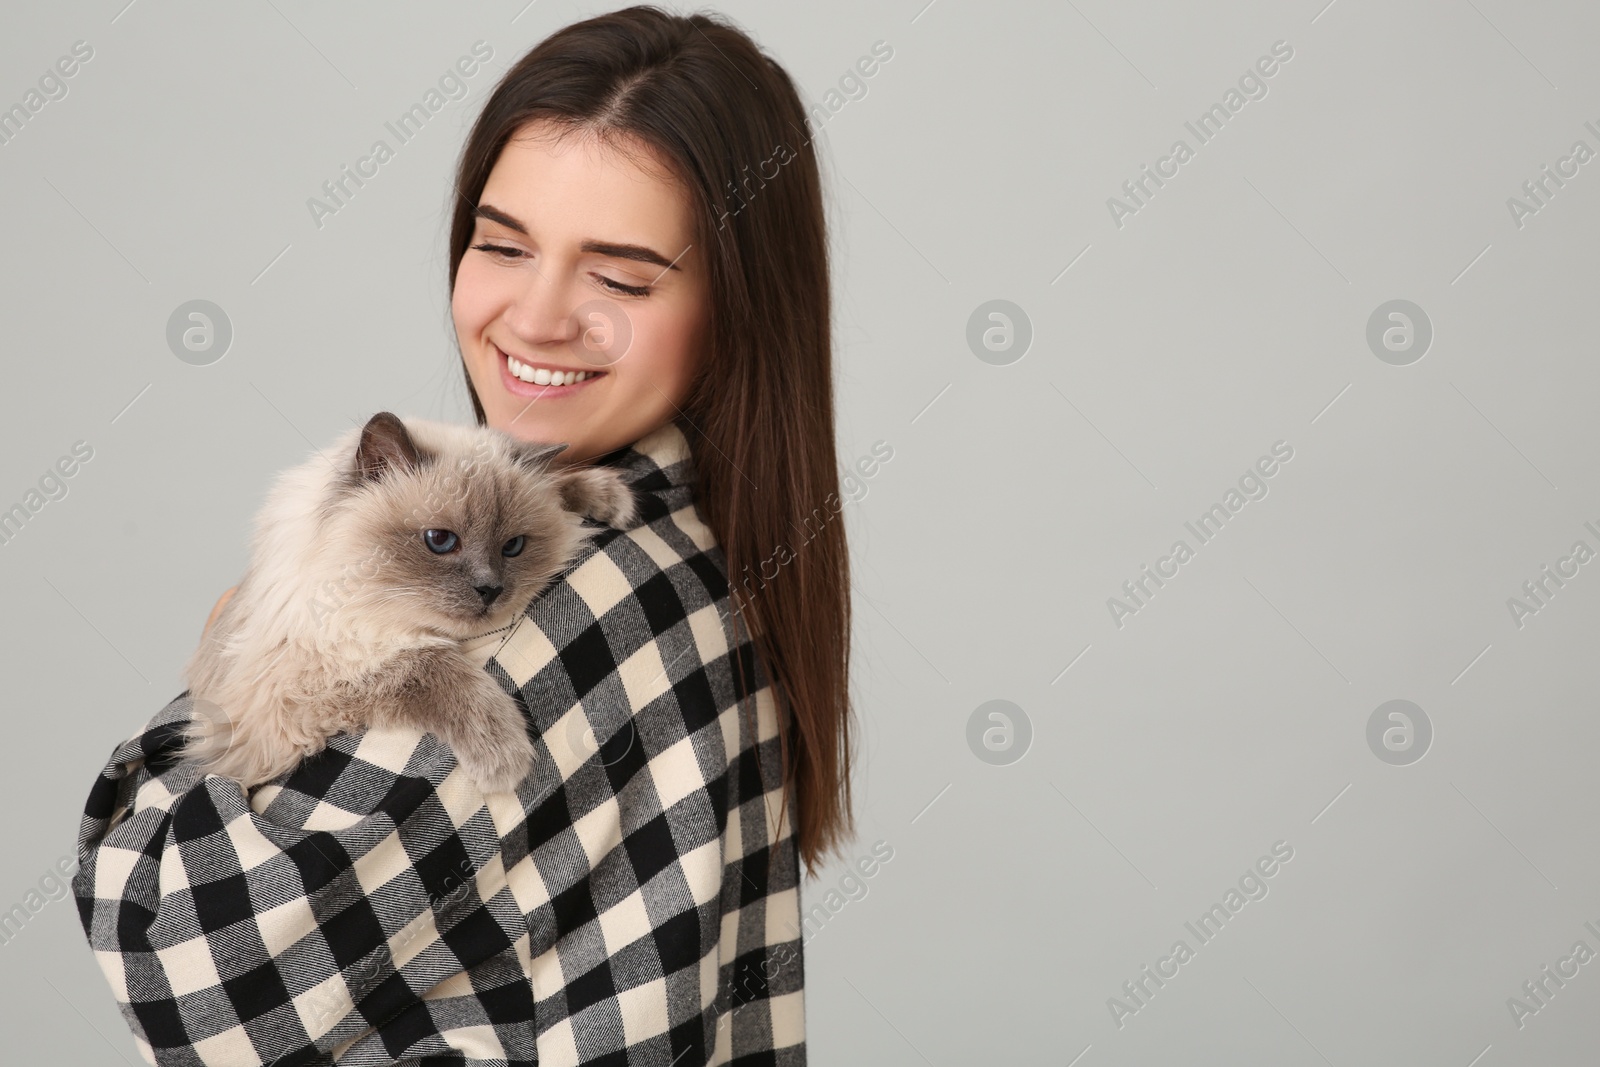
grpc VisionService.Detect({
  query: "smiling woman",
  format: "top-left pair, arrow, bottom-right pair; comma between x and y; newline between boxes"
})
72,6 -> 853,1067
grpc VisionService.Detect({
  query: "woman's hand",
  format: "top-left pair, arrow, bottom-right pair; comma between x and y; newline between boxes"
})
203,585 -> 238,638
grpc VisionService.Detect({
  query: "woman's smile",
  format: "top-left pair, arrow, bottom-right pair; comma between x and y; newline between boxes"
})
492,340 -> 607,399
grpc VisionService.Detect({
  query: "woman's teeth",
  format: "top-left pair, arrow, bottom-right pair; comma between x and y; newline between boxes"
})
504,351 -> 597,387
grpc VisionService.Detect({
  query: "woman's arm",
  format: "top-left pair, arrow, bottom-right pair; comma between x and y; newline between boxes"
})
71,689 -> 525,1066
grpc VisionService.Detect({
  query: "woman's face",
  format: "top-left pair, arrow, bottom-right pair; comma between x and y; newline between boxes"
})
452,121 -> 708,465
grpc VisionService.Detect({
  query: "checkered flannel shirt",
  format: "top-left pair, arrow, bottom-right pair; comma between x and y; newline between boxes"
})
71,419 -> 807,1066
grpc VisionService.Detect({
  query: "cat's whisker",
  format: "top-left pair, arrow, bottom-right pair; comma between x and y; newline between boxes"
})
334,587 -> 426,611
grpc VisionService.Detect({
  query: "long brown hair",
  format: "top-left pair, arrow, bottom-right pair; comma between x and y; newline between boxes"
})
446,5 -> 853,876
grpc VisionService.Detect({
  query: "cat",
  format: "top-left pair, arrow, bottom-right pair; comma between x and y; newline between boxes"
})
178,411 -> 637,794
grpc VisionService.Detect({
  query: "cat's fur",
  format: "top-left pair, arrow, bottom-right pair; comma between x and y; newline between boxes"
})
179,411 -> 637,793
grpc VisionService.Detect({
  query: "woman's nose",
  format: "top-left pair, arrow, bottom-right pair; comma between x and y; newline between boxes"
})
501,268 -> 579,348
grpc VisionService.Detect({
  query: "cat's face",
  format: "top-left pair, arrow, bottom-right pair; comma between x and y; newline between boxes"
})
326,413 -> 586,639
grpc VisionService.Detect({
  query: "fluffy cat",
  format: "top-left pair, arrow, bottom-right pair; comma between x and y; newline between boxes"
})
178,411 -> 637,793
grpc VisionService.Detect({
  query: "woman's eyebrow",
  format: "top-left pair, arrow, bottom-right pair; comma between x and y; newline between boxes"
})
474,202 -> 682,271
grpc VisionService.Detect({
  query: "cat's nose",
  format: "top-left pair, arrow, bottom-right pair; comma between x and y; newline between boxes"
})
474,584 -> 503,607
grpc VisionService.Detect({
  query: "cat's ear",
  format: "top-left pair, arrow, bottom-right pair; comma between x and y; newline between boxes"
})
353,412 -> 423,484
508,439 -> 569,474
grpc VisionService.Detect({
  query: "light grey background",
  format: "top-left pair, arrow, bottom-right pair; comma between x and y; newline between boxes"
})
2,0 -> 1597,1063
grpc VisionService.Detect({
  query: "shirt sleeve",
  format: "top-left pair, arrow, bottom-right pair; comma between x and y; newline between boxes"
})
713,680 -> 809,1065
71,690 -> 530,1066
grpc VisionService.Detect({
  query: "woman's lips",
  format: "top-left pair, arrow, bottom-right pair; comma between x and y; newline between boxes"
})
493,342 -> 606,399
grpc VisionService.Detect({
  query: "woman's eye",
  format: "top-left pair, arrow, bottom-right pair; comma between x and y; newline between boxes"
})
423,529 -> 459,554
471,242 -> 525,260
502,535 -> 526,558
597,275 -> 651,298
471,239 -> 648,296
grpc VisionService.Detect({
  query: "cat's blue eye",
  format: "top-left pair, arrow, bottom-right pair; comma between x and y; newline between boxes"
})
502,535 -> 525,558
423,529 -> 459,554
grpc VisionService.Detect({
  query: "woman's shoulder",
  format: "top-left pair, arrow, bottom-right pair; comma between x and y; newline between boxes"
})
501,419 -> 734,660
484,432 -> 759,797
575,499 -> 728,613
491,496 -> 742,709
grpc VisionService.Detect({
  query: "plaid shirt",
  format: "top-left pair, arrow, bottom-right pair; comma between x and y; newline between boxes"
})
71,419 -> 807,1066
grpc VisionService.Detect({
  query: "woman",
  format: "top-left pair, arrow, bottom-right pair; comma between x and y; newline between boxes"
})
70,6 -> 854,1064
